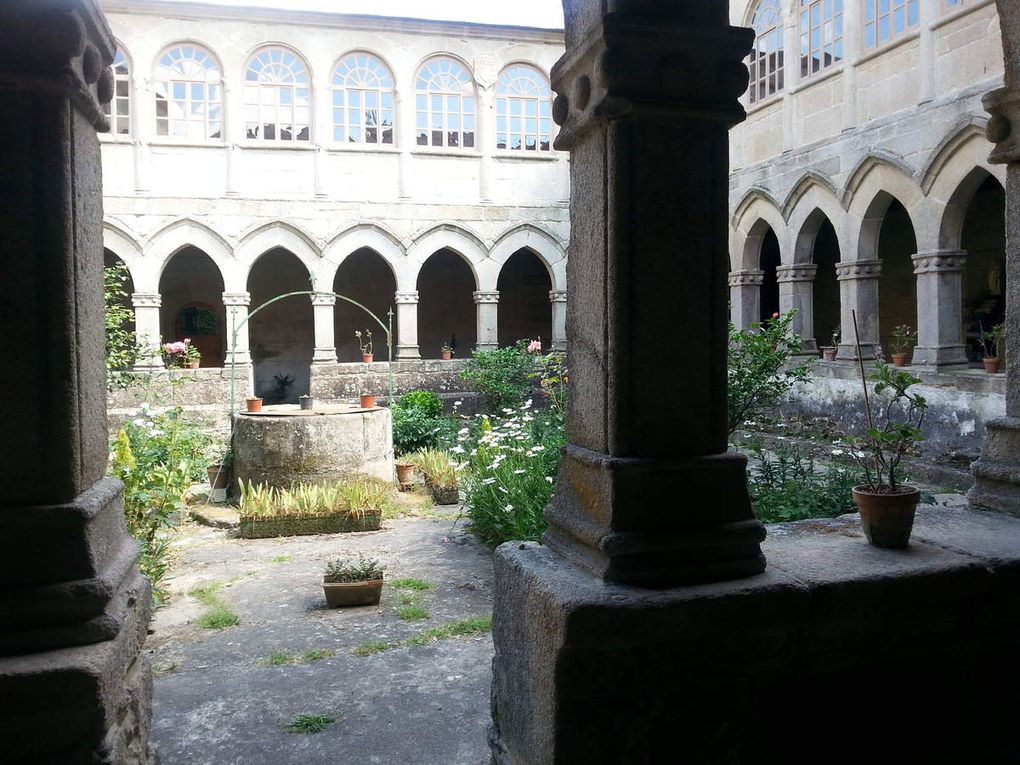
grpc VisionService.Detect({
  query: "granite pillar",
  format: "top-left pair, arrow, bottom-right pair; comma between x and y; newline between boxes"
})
911,250 -> 968,367
776,264 -> 818,351
131,292 -> 163,370
311,293 -> 338,364
394,290 -> 421,359
474,290 -> 500,351
549,289 -> 567,351
836,259 -> 882,359
0,1 -> 152,761
728,269 -> 764,330
223,291 -> 252,366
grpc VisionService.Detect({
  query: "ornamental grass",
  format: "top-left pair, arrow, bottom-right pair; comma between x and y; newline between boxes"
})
237,476 -> 392,522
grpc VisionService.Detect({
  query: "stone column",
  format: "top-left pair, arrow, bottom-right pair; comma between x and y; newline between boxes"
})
549,289 -> 567,351
478,87 -> 494,202
311,293 -> 337,364
396,86 -> 413,199
474,290 -> 499,351
131,71 -> 151,192
911,250 -> 968,367
836,259 -> 882,359
0,2 -> 152,761
841,0 -> 860,130
394,290 -> 421,359
776,263 -> 818,351
131,292 -> 163,369
969,59 -> 1020,512
728,269 -> 764,330
223,292 -> 252,366
918,0 -> 938,103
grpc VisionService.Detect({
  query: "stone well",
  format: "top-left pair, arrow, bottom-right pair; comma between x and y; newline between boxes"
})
233,405 -> 393,487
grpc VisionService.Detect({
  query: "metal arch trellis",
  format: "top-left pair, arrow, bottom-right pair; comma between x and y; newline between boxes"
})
228,290 -> 394,420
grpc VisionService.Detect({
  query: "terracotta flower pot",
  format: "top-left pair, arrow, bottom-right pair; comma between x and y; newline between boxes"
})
983,357 -> 1001,374
207,464 -> 231,490
322,578 -> 383,608
360,394 -> 376,408
821,347 -> 837,362
441,351 -> 452,360
891,353 -> 909,367
246,397 -> 263,413
188,360 -> 200,369
362,353 -> 373,363
395,462 -> 415,490
852,485 -> 920,549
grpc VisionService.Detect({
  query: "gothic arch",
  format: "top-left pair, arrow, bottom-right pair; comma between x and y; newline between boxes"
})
844,160 -> 930,258
785,179 -> 845,264
405,223 -> 485,291
102,221 -> 146,289
322,223 -> 404,287
732,190 -> 787,270
920,118 -> 996,195
147,218 -> 232,289
781,171 -> 840,221
236,221 -> 321,288
490,224 -> 566,291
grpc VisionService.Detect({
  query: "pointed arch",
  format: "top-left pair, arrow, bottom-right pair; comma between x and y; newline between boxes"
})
785,180 -> 845,265
236,221 -> 320,276
731,189 -> 786,270
490,224 -> 566,291
405,223 -> 485,291
147,218 -> 232,288
840,151 -> 917,210
781,171 -> 839,221
844,157 -> 929,258
920,117 -> 996,195
731,186 -> 783,231
323,223 -> 404,273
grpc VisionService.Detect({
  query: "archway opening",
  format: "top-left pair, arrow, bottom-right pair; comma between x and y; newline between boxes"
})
417,248 -> 476,359
961,175 -> 1006,362
877,199 -> 918,356
759,228 -> 780,322
247,248 -> 313,403
497,248 -> 552,349
104,248 -> 135,329
333,248 -> 397,362
158,246 -> 225,367
811,219 -> 841,347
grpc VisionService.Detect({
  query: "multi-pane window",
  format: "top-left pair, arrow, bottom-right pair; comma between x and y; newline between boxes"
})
864,0 -> 919,47
748,0 -> 785,104
154,45 -> 222,140
103,50 -> 131,136
415,57 -> 476,149
800,0 -> 843,76
331,53 -> 394,144
496,65 -> 552,152
244,47 -> 311,142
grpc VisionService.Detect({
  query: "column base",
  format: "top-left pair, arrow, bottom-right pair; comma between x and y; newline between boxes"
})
910,344 -> 969,367
312,350 -> 338,364
837,342 -> 879,361
968,416 -> 1020,514
395,345 -> 421,360
475,342 -> 498,352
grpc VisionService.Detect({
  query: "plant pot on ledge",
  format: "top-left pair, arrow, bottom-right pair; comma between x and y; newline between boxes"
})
891,353 -> 909,367
246,396 -> 263,413
852,485 -> 921,548
395,461 -> 415,491
362,353 -> 374,363
821,347 -> 837,362
984,357 -> 1001,374
359,394 -> 376,408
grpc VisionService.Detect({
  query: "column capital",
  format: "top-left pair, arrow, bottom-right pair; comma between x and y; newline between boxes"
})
394,290 -> 420,304
310,293 -> 336,306
836,259 -> 882,280
549,289 -> 567,303
473,290 -> 500,304
551,14 -> 753,149
775,264 -> 818,282
984,86 -> 1020,165
222,291 -> 251,307
131,292 -> 161,308
912,250 -> 966,274
728,269 -> 764,287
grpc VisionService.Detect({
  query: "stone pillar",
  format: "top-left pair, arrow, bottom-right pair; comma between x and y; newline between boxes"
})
474,290 -> 499,351
918,0 -> 937,104
0,2 -> 152,761
969,64 -> 1020,512
311,293 -> 337,364
911,250 -> 968,367
478,87 -> 494,202
223,291 -> 252,366
131,292 -> 163,369
549,289 -> 567,351
131,71 -> 151,192
776,264 -> 818,351
489,5 -> 767,759
841,0 -> 860,130
394,290 -> 421,359
728,269 -> 764,330
836,259 -> 882,359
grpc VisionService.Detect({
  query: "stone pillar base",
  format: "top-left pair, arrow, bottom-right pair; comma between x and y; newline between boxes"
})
969,416 -> 1020,514
911,344 -> 969,368
395,345 -> 421,360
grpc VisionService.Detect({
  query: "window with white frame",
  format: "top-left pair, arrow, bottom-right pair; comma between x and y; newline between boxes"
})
415,57 -> 476,149
244,47 -> 311,142
864,0 -> 919,47
154,44 -> 222,140
748,0 -> 785,104
800,0 -> 843,77
496,65 -> 552,151
331,53 -> 394,145
103,49 -> 131,136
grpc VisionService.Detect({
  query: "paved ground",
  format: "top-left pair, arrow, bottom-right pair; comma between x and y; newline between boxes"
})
147,501 -> 495,765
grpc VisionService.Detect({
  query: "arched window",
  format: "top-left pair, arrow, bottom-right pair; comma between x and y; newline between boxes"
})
154,44 -> 222,140
864,0 -> 919,47
800,0 -> 843,77
331,53 -> 394,145
415,57 -> 476,149
244,47 -> 311,142
103,49 -> 131,136
748,0 -> 784,105
496,65 -> 552,152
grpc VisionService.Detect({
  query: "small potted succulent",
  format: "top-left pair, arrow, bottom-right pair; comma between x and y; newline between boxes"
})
440,343 -> 454,361
979,322 -> 1005,374
820,326 -> 839,362
407,448 -> 460,504
889,324 -> 915,367
355,329 -> 373,363
322,554 -> 384,607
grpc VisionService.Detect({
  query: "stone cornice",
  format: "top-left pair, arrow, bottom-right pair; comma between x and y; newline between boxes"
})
912,251 -> 966,274
473,291 -> 500,304
984,86 -> 1020,165
549,290 -> 567,303
728,269 -> 764,287
131,292 -> 160,307
394,291 -> 420,304
775,264 -> 818,282
835,260 -> 882,280
551,15 -> 752,149
221,292 -> 251,306
0,0 -> 115,131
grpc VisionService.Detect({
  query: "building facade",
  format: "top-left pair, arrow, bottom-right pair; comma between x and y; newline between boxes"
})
99,0 -> 569,403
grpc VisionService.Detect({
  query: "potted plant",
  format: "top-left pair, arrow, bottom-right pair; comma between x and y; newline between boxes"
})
395,461 -> 415,491
440,343 -> 454,361
322,554 -> 384,607
407,448 -> 460,504
161,338 -> 201,368
246,396 -> 263,413
889,324 -> 915,366
845,312 -> 927,548
299,394 -> 314,411
355,329 -> 373,363
820,326 -> 839,362
359,393 -> 376,408
979,322 -> 1005,373
204,444 -> 233,491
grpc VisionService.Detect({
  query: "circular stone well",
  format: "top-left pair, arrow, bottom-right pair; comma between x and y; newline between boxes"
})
233,405 -> 394,488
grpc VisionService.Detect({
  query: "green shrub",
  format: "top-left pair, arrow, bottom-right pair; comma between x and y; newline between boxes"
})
392,403 -> 442,455
460,342 -> 536,413
398,390 -> 443,418
105,262 -> 140,387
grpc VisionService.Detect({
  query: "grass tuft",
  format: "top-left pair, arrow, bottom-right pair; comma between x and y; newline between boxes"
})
353,614 -> 493,656
352,641 -> 391,657
190,581 -> 240,629
270,555 -> 292,564
257,648 -> 336,666
388,577 -> 435,591
397,604 -> 430,621
285,713 -> 338,734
